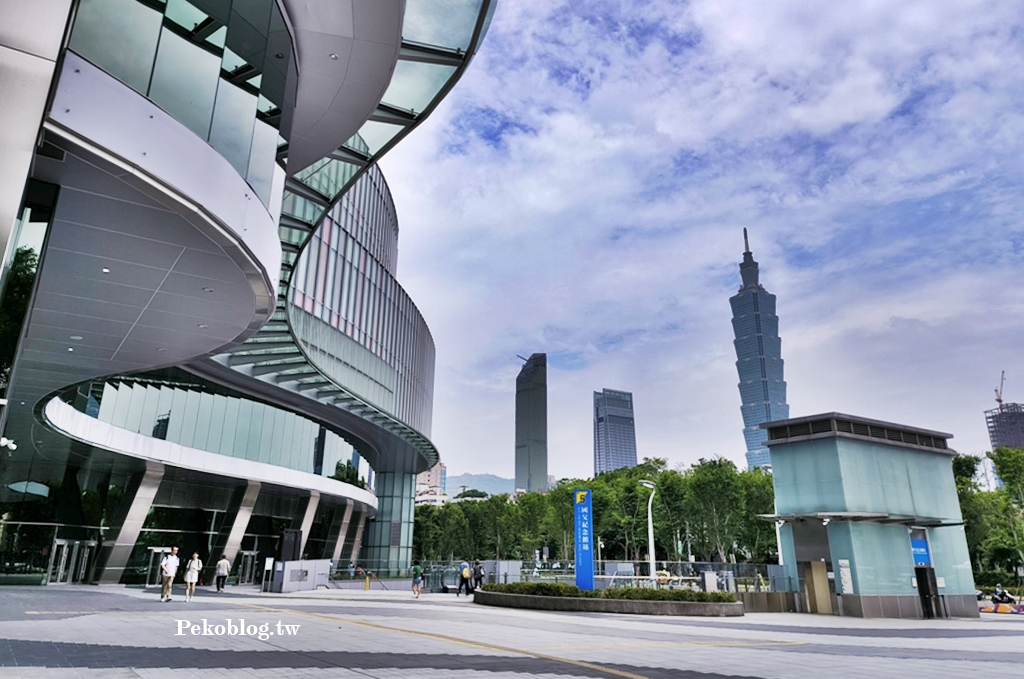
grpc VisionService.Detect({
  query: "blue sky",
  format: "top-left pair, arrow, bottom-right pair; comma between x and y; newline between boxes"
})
380,0 -> 1024,479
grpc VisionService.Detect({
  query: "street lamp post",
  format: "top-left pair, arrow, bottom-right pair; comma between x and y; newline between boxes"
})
639,479 -> 656,586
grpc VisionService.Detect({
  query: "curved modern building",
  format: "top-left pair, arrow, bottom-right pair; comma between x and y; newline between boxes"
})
0,0 -> 494,585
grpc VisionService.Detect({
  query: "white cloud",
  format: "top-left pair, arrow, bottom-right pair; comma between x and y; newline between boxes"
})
380,0 -> 1024,478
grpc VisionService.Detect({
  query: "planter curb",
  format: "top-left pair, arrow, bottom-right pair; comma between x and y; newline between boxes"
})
473,589 -> 744,616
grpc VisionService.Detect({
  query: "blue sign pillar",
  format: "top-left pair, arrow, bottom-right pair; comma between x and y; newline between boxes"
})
574,489 -> 594,590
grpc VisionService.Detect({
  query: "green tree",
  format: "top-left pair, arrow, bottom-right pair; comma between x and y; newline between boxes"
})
455,488 -> 488,499
0,246 -> 39,393
987,448 -> 1024,569
737,468 -> 776,562
683,458 -> 744,562
330,460 -> 365,488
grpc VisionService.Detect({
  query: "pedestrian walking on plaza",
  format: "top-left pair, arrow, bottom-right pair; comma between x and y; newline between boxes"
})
457,560 -> 472,596
160,546 -> 179,602
215,554 -> 230,592
411,560 -> 423,598
184,552 -> 202,602
472,560 -> 484,590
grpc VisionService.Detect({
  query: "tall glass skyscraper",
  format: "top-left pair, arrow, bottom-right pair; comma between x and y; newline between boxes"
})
593,389 -> 637,475
515,353 -> 547,492
729,230 -> 789,470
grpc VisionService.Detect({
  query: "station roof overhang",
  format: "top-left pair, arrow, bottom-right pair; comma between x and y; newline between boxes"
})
760,512 -> 963,528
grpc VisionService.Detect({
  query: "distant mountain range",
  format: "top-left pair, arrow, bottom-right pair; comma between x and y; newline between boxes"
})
446,473 -> 514,497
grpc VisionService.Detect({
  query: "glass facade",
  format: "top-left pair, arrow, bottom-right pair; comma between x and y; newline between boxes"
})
593,389 -> 638,475
515,353 -> 547,492
289,166 -> 434,435
68,0 -> 293,206
61,369 -> 357,478
0,0 -> 498,584
729,235 -> 788,470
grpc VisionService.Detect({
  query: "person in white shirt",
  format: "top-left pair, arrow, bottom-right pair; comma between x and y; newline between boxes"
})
215,555 -> 231,592
160,547 -> 179,602
184,552 -> 202,602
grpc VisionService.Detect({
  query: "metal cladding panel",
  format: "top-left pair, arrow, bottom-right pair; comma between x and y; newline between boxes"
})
282,0 -> 403,172
0,0 -> 73,276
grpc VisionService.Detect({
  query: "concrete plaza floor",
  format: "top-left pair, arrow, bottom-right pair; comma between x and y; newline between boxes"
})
0,585 -> 1021,678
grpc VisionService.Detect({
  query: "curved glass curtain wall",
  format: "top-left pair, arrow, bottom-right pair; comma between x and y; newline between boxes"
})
277,0 -> 496,291
289,166 -> 434,435
59,369 -> 373,484
67,0 -> 294,207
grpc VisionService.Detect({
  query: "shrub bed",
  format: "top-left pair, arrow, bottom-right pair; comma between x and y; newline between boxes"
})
481,582 -> 735,603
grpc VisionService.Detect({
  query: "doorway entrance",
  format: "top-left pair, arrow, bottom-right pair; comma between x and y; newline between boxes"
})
146,547 -> 173,587
238,550 -> 259,585
47,540 -> 97,584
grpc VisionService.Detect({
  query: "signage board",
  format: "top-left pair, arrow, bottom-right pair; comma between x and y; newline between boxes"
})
574,489 -> 594,590
910,538 -> 931,566
837,559 -> 854,595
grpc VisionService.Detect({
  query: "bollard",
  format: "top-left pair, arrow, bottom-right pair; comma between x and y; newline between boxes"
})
364,575 -> 370,590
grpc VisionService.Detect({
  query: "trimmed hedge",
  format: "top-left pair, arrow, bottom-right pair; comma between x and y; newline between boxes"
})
974,571 -> 1018,587
480,582 -> 735,603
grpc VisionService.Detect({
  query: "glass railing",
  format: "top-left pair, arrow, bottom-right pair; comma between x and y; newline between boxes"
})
59,369 -> 373,482
68,0 -> 294,208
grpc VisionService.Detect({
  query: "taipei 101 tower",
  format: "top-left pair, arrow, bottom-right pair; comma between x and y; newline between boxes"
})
729,230 -> 789,470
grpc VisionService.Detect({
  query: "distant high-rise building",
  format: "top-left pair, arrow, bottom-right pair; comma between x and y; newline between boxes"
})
730,230 -> 789,470
985,403 -> 1024,450
594,389 -> 638,475
515,353 -> 548,492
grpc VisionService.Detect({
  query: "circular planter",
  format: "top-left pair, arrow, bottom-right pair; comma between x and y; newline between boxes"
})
473,589 -> 744,616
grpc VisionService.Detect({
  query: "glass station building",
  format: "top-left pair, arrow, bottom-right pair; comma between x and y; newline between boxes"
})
0,0 -> 494,585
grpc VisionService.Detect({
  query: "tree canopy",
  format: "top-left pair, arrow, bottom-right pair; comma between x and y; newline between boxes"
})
413,457 -> 776,564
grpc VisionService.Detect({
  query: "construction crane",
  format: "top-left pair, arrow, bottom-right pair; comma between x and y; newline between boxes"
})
995,370 -> 1005,408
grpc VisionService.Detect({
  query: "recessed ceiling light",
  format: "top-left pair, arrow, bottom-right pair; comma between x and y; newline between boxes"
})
202,287 -> 214,293
197,324 -> 208,328
329,53 -> 338,60
157,348 -> 166,352
70,335 -> 83,341
275,52 -> 284,59
101,268 -> 110,274
67,347 -> 74,352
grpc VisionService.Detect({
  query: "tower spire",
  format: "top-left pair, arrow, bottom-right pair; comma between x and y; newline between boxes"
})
743,227 -> 750,254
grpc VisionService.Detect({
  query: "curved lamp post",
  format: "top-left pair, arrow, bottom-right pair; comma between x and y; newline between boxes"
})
639,479 -> 656,585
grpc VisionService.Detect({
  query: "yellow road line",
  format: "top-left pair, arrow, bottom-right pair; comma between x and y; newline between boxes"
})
233,602 -> 661,679
539,639 -> 803,651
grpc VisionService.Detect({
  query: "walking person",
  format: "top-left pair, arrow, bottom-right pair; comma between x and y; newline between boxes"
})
472,560 -> 484,590
160,546 -> 179,602
184,552 -> 202,602
411,560 -> 423,598
215,554 -> 231,592
456,560 -> 472,596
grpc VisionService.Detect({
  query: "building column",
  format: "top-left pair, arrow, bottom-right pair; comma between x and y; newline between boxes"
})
328,500 -> 354,562
98,461 -> 164,584
362,470 -> 414,576
297,490 -> 320,557
221,480 -> 260,566
349,512 -> 368,565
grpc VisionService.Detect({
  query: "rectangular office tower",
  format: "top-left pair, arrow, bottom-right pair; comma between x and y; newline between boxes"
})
594,389 -> 638,475
730,230 -> 789,470
985,403 -> 1024,449
515,353 -> 548,492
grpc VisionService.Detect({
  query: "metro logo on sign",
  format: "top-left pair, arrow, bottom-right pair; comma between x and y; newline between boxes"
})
574,489 -> 594,590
